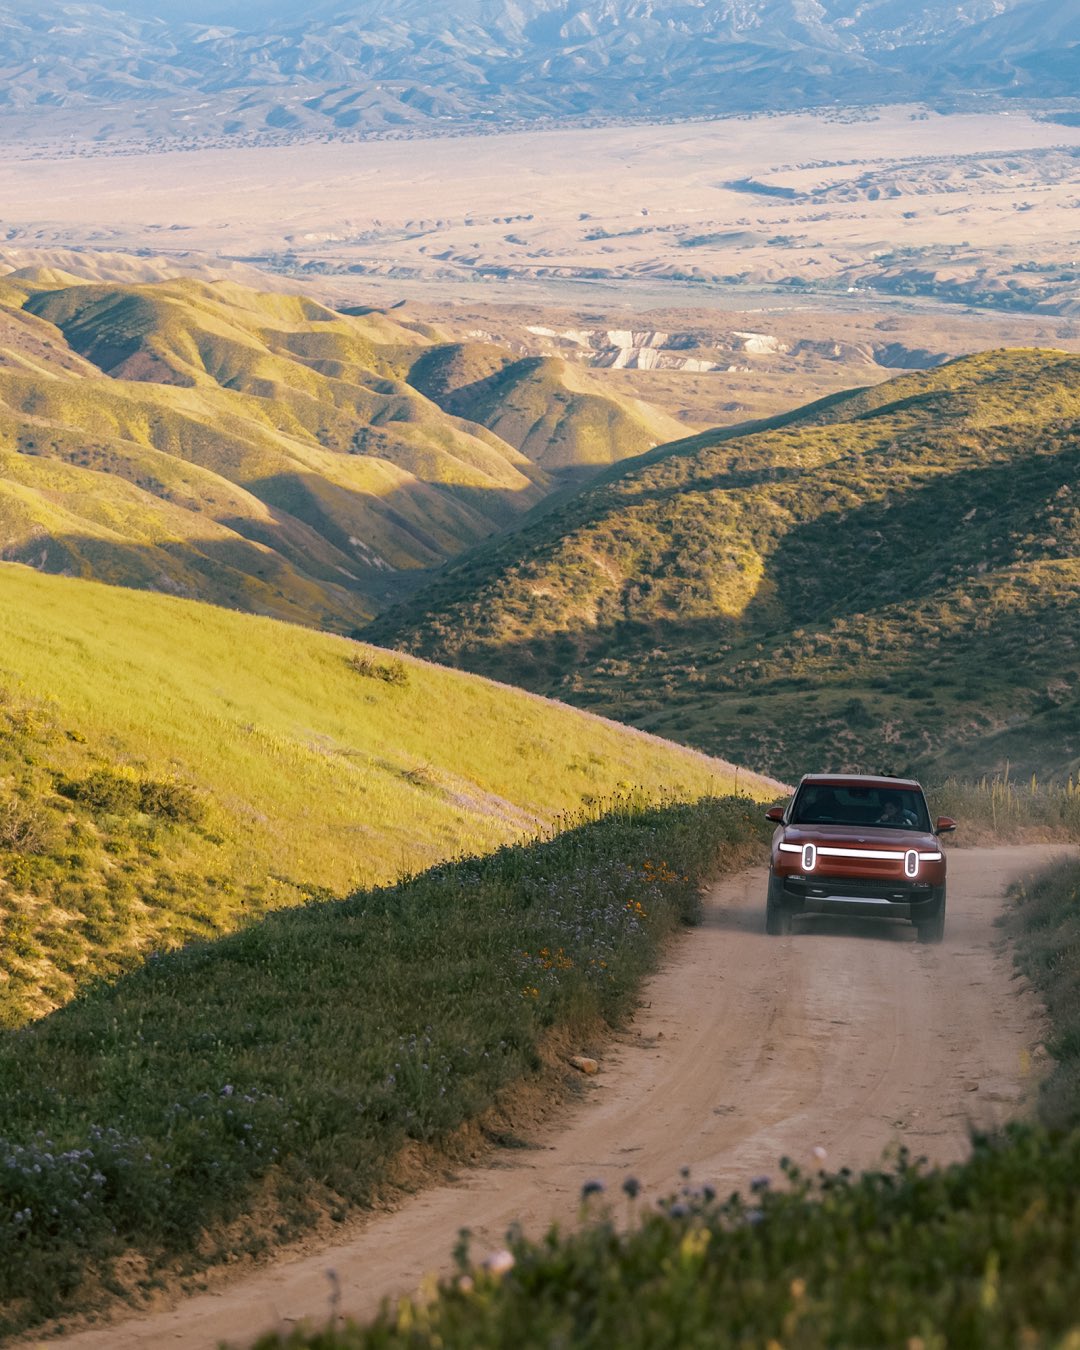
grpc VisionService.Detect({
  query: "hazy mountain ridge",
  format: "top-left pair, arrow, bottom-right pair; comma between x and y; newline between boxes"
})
0,0 -> 1073,145
367,347 -> 1080,782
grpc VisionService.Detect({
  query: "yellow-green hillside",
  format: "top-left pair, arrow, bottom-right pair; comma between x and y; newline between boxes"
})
369,348 -> 1080,783
0,562 -> 777,1026
408,343 -> 687,472
0,276 -> 681,629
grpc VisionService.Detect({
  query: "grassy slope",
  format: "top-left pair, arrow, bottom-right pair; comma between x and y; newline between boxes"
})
368,349 -> 1080,783
0,276 -> 682,630
0,275 -> 541,626
409,343 -> 687,471
0,563 -> 776,1026
0,796 -> 770,1333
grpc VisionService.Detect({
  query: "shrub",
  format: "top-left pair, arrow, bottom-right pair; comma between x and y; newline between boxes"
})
0,798 -> 53,855
348,654 -> 409,686
59,771 -> 204,825
60,769 -> 141,814
136,780 -> 205,825
0,853 -> 33,890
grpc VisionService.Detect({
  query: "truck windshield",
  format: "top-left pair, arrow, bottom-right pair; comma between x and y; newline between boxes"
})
790,785 -> 931,831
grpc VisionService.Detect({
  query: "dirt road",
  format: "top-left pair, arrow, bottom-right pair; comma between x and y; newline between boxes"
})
58,845 -> 1064,1350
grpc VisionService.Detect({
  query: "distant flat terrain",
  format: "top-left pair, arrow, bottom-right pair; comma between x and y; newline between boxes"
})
3,108 -> 1080,315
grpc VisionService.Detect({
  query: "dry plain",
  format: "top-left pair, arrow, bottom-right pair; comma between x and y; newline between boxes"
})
6,106 -> 1080,424
3,107 -> 1080,304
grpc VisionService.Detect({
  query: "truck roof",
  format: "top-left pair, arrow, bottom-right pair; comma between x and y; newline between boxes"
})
798,773 -> 923,791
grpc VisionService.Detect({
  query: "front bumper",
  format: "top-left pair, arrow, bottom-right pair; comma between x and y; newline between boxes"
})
776,873 -> 944,921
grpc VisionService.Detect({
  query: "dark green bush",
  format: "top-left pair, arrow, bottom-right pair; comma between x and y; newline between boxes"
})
61,768 -> 141,814
348,654 -> 409,686
59,770 -> 204,824
137,779 -> 205,825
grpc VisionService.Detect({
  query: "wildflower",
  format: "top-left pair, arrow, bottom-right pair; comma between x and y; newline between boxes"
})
622,1176 -> 641,1200
581,1178 -> 606,1199
812,1145 -> 828,1164
483,1249 -> 515,1276
750,1175 -> 771,1192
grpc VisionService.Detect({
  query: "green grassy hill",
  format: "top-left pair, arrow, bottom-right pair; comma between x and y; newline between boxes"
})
409,343 -> 686,473
368,349 -> 1080,783
0,562 -> 775,1027
0,276 -> 678,629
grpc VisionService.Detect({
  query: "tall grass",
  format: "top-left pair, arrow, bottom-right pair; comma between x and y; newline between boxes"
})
0,793 -> 768,1335
1001,857 -> 1080,1131
930,774 -> 1080,841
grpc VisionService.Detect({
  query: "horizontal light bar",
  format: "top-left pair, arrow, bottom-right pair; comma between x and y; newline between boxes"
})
778,844 -> 942,861
821,847 -> 905,860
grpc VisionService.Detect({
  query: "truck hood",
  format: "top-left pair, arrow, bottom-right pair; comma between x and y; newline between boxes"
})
781,824 -> 940,853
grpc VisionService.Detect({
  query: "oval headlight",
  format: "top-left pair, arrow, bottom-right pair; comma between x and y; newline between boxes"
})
802,842 -> 817,872
904,849 -> 919,879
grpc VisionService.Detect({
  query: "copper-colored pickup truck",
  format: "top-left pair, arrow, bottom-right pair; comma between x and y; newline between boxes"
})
764,773 -> 956,943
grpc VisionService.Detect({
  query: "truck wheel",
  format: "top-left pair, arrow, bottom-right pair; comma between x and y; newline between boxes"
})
916,900 -> 946,945
765,880 -> 792,936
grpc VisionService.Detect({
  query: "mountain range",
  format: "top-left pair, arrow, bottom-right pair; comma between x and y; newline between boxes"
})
0,0 -> 1076,145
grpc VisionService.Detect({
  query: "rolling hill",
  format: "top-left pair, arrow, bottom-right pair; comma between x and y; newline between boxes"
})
409,343 -> 687,475
0,273 -> 674,625
0,562 -> 775,1028
368,348 -> 1080,784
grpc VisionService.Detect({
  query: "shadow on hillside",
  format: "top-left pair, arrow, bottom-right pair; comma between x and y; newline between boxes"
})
367,413 -> 1080,663
748,440 -> 1080,631
369,556 -> 1080,784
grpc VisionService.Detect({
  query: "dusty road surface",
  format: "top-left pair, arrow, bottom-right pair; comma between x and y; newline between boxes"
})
58,845 -> 1065,1350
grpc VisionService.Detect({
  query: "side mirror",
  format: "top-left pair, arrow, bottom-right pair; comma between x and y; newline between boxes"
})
935,817 -> 957,834
765,806 -> 785,823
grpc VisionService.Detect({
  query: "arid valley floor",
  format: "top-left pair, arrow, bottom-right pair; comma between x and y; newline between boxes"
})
5,105 -> 1080,423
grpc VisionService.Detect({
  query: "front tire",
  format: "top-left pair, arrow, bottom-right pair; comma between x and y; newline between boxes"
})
916,897 -> 946,944
765,878 -> 792,936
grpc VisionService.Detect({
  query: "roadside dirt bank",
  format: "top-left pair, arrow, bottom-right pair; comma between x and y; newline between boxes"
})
52,845 -> 1069,1350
